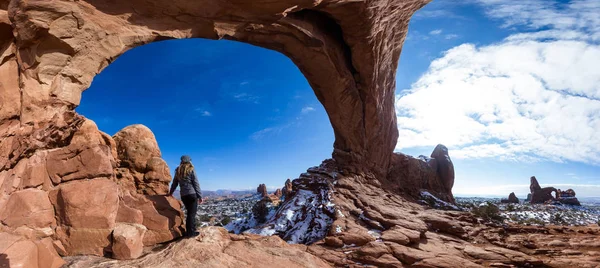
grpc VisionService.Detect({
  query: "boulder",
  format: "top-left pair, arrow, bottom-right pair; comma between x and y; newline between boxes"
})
54,226 -> 112,256
112,223 -> 147,260
113,125 -> 172,195
113,125 -> 161,172
3,239 -> 39,268
35,238 -> 66,268
0,188 -> 55,229
430,144 -> 455,192
50,178 -> 119,229
142,157 -> 172,195
45,145 -> 114,184
116,198 -> 144,225
19,151 -> 50,189
0,234 -> 65,268
121,193 -> 184,245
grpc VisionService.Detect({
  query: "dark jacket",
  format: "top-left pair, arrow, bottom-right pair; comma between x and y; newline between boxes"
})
169,169 -> 202,199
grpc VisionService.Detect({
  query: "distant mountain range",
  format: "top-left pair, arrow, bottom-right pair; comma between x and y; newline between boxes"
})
171,189 -> 259,199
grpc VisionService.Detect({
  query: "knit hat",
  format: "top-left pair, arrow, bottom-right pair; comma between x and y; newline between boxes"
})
180,155 -> 192,163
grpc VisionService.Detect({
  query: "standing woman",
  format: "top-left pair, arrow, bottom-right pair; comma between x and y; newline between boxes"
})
169,155 -> 202,238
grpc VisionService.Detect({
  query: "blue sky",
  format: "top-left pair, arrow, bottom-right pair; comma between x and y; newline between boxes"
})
77,0 -> 600,197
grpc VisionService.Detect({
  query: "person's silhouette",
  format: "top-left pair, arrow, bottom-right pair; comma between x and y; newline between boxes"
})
168,155 -> 203,238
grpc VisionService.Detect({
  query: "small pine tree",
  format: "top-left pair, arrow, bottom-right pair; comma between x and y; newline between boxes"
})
252,201 -> 269,224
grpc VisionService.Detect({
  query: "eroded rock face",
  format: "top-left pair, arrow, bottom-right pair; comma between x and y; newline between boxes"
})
113,125 -> 171,195
282,178 -> 293,199
385,144 -> 455,203
0,117 -> 183,260
256,184 -> 268,198
0,188 -> 56,229
501,192 -> 519,204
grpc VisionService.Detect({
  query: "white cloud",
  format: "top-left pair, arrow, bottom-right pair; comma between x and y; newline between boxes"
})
474,0 -> 600,37
396,0 -> 600,165
232,92 -> 260,103
194,108 -> 212,116
430,29 -> 443,35
301,106 -> 315,114
250,124 -> 292,140
251,127 -> 275,140
445,34 -> 459,40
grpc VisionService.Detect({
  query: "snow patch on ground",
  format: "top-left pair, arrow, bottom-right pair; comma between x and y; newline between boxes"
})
246,184 -> 335,244
420,191 -> 460,210
457,197 -> 600,226
225,198 -> 277,234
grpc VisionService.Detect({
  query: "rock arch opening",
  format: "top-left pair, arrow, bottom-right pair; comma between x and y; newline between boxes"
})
76,37 -> 336,230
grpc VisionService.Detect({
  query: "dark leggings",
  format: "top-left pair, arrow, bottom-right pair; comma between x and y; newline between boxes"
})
181,195 -> 198,237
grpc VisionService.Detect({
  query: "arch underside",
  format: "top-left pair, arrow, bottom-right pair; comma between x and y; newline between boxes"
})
1,0 -> 429,176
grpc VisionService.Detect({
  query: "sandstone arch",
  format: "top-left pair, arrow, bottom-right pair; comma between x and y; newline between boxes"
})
2,0 -> 429,177
0,0 -> 446,263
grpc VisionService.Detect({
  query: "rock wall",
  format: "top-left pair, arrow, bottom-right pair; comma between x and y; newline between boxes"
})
385,144 -> 456,203
0,116 -> 184,261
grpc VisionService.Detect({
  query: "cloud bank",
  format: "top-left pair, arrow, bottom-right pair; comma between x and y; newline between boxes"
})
396,0 -> 600,165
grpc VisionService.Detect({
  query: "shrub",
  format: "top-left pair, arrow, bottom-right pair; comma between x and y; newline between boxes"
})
252,201 -> 270,224
550,213 -> 566,225
523,218 -> 545,226
506,204 -> 515,212
198,214 -> 211,222
471,202 -> 504,222
221,216 -> 232,226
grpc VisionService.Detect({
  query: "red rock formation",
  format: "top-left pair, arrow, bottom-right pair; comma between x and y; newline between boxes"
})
385,144 -> 455,203
282,178 -> 294,200
274,188 -> 283,198
501,192 -> 519,204
256,184 -> 268,198
113,125 -> 171,195
0,118 -> 183,259
557,188 -> 581,206
529,176 -> 557,204
563,188 -> 576,197
530,178 -> 581,206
